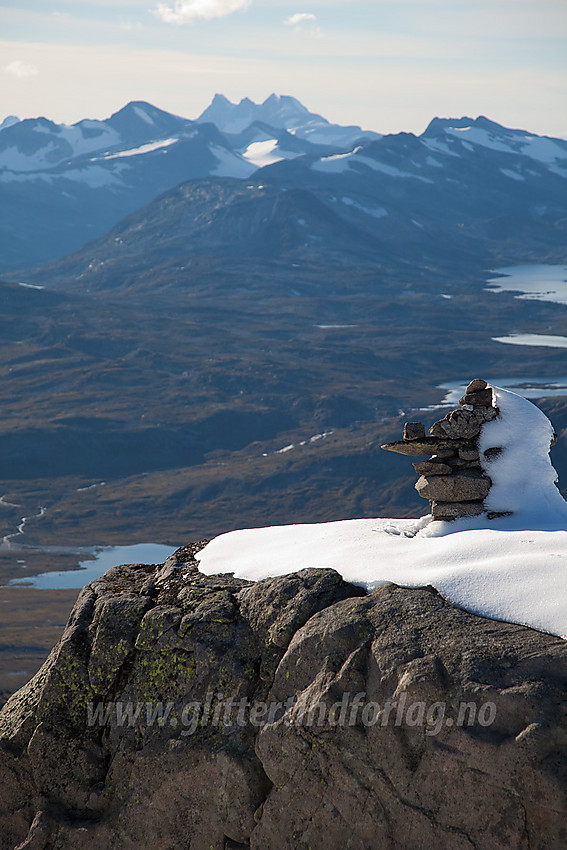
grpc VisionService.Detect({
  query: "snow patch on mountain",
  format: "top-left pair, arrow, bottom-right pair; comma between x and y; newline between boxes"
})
242,139 -> 285,168
312,147 -> 434,182
133,105 -> 156,125
500,168 -> 525,181
355,155 -> 434,183
447,124 -> 567,165
0,122 -> 122,172
340,196 -> 388,218
0,143 -> 61,172
64,164 -> 127,188
97,138 -> 180,161
0,116 -> 20,131
493,334 -> 567,349
311,149 -> 357,173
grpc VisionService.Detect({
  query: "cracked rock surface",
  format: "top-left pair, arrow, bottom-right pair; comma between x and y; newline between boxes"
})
1,545 -> 567,849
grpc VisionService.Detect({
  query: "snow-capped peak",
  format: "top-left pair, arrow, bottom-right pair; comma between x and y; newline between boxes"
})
0,101 -> 194,173
422,115 -> 567,167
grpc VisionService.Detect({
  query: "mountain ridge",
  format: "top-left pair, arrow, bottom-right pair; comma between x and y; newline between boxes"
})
14,108 -> 567,294
5,97 -> 566,274
0,94 -> 383,271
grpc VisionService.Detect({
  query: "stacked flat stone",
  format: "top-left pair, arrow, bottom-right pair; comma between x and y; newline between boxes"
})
381,379 -> 499,520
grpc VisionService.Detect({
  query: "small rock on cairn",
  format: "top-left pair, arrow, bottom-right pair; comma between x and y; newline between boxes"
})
381,379 -> 499,520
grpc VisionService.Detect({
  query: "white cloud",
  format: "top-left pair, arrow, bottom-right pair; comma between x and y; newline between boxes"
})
153,0 -> 251,24
285,13 -> 317,26
4,60 -> 39,78
284,11 -> 321,36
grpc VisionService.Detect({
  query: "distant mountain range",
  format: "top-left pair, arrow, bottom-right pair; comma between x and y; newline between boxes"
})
0,95 -> 378,271
3,95 -> 566,274
13,113 -> 567,293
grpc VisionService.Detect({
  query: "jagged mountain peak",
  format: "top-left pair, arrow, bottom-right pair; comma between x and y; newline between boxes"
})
197,93 -> 324,134
263,93 -> 308,111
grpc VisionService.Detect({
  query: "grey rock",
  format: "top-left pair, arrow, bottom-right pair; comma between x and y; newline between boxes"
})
254,584 -> 567,849
1,558 -> 567,849
415,470 -> 491,502
431,449 -> 455,459
459,388 -> 493,408
381,437 -> 475,457
88,594 -> 152,694
466,378 -> 488,393
403,422 -> 426,441
429,406 -> 498,440
412,460 -> 453,475
458,447 -> 480,461
430,500 -> 485,519
0,554 -> 363,850
239,568 -> 362,650
446,456 -> 482,470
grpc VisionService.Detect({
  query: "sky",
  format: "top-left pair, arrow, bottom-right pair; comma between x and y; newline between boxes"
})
1,0 -> 567,137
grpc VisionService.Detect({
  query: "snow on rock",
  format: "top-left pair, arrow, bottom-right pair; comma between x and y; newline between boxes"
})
96,138 -> 180,161
500,168 -> 525,181
340,196 -> 388,218
445,123 -> 567,166
311,148 -> 359,173
0,115 -> 20,131
197,387 -> 567,638
492,333 -> 567,349
312,148 -> 435,182
133,105 -> 155,125
241,139 -> 285,168
479,385 -> 566,523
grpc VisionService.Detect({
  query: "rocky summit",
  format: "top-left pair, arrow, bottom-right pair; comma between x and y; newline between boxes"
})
1,543 -> 567,849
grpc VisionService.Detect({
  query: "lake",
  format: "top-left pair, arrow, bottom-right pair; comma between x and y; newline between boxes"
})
8,543 -> 177,590
486,264 -> 567,305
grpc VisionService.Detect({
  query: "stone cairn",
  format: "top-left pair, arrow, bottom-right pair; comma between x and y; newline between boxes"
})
381,378 -> 501,520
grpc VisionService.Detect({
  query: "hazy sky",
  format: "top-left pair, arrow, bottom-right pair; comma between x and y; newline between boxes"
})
2,0 -> 566,136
